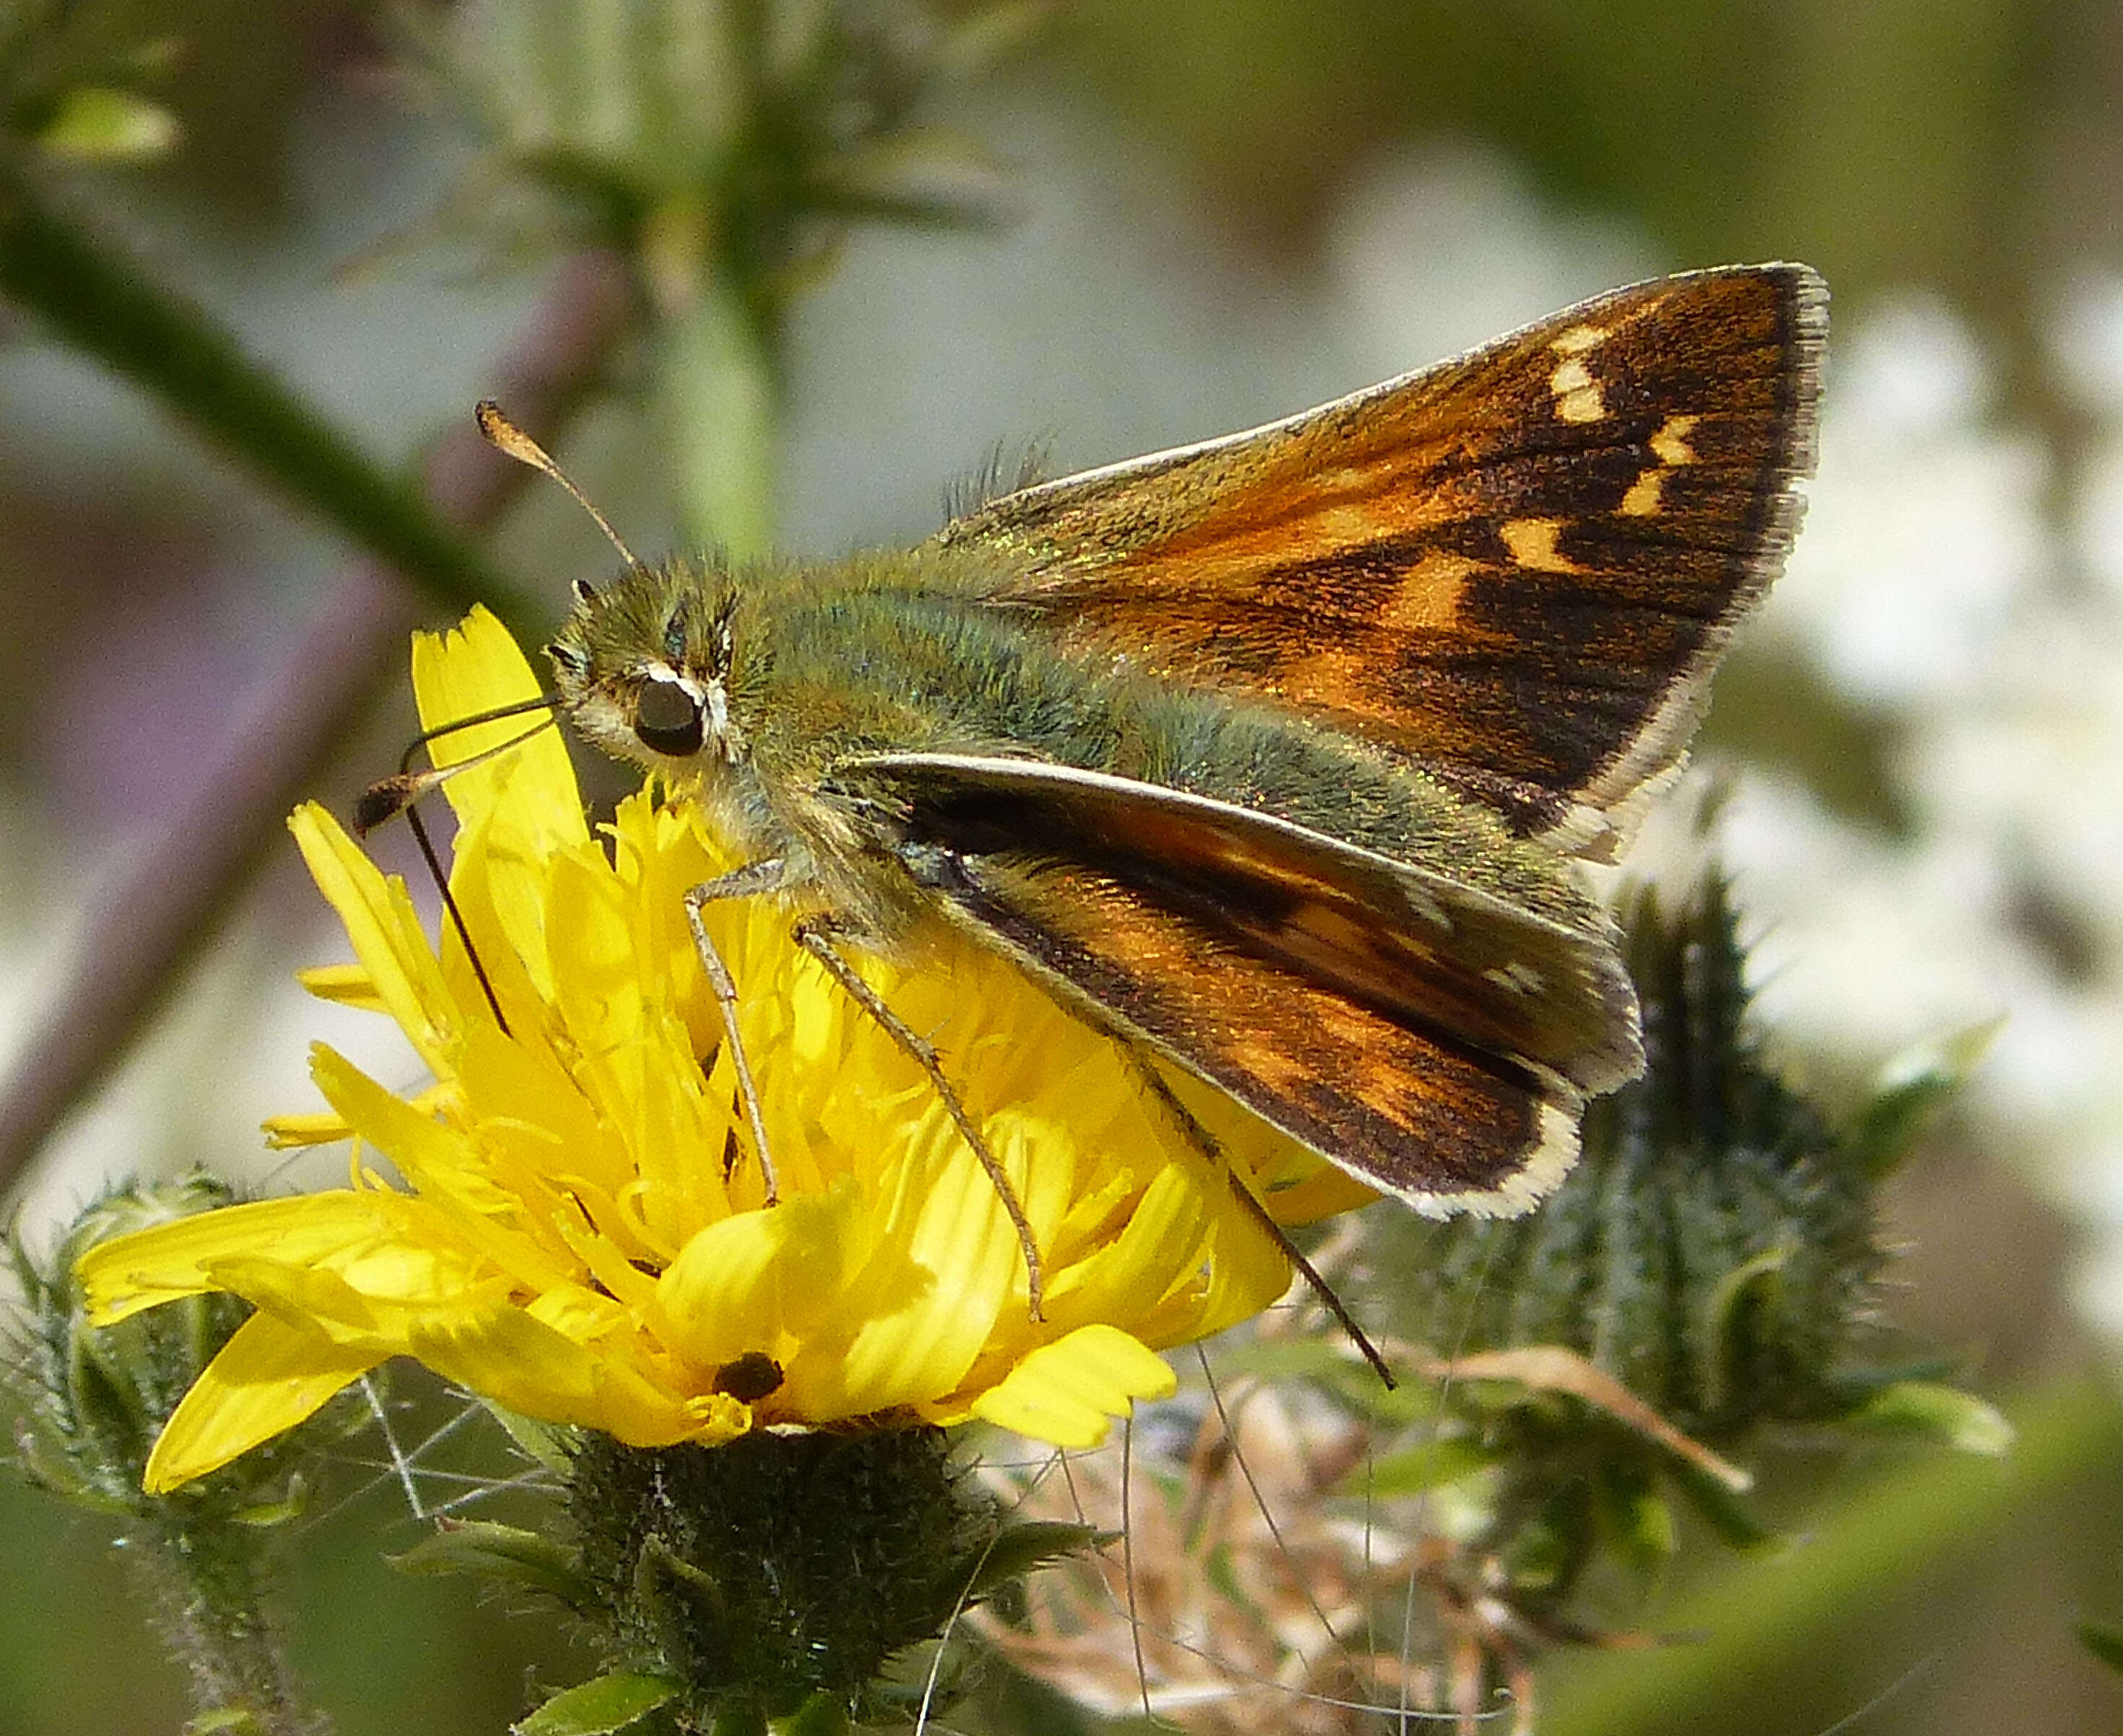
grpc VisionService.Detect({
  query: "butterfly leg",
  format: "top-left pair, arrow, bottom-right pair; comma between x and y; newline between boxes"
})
1121,1049 -> 1394,1389
790,918 -> 1047,1322
684,859 -> 788,1207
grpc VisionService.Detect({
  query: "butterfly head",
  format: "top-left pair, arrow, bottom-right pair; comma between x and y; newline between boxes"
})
547,559 -> 750,771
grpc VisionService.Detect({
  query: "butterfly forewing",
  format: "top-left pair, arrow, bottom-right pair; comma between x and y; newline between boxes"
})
940,264 -> 1824,849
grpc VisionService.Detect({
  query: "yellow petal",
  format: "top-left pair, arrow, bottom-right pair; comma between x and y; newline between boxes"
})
411,606 -> 583,849
144,1312 -> 383,1493
655,1187 -> 863,1376
965,1325 -> 1176,1449
208,1248 -> 493,1350
1252,1165 -> 1380,1226
265,1077 -> 453,1152
403,1301 -> 718,1448
77,1193 -> 392,1324
296,962 -> 386,1010
289,806 -> 459,1068
312,1048 -> 584,1296
429,813 -> 569,1044
262,1111 -> 353,1148
1048,1161 -> 1217,1329
831,1116 -> 1031,1412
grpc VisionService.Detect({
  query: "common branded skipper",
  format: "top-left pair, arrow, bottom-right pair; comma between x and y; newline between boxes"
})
412,264 -> 1823,1358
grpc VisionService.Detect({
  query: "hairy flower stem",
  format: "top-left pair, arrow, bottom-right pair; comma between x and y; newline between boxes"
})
126,1507 -> 317,1736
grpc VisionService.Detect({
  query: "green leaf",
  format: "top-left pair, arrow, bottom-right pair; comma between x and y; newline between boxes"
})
389,1519 -> 592,1605
960,1520 -> 1108,1602
2078,1618 -> 2123,1673
480,1399 -> 579,1475
515,1672 -> 681,1736
1346,1433 -> 1499,1497
1845,1381 -> 2014,1455
37,87 -> 180,161
1698,1245 -> 1788,1409
229,1475 -> 309,1528
1667,1463 -> 1781,1554
1822,1357 -> 1961,1403
1845,1020 -> 1998,1178
768,1691 -> 852,1736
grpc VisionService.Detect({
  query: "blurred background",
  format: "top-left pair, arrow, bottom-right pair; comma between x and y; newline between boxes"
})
4,1 -> 2123,1732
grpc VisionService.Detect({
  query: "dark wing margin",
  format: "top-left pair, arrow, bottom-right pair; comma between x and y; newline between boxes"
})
937,264 -> 1825,853
849,751 -> 1630,1211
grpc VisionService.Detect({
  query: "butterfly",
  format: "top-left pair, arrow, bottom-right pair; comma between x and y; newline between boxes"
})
495,263 -> 1824,1340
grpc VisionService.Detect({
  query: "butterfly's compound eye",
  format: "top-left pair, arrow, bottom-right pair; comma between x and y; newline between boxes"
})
634,672 -> 705,756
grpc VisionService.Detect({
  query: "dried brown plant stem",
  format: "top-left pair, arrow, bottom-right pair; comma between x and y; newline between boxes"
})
0,250 -> 635,1198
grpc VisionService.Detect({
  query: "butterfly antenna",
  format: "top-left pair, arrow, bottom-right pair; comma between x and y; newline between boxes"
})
353,694 -> 561,834
475,400 -> 643,571
353,697 -> 560,1039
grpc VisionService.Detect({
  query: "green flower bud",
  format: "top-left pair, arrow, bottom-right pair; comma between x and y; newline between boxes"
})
1376,870 -> 1890,1437
9,1176 -> 336,1736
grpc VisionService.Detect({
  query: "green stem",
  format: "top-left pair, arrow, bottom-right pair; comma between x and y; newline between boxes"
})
1542,1376 -> 2123,1735
652,230 -> 778,559
135,1511 -> 314,1736
0,155 -> 534,622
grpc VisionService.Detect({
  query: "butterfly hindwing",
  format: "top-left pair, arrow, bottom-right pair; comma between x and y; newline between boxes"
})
858,749 -> 1638,1091
910,839 -> 1583,1213
939,264 -> 1824,850
850,750 -> 1628,1208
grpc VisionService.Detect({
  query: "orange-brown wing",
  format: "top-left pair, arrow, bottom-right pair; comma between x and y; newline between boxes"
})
915,843 -> 1581,1214
860,751 -> 1628,1209
863,750 -> 1638,1094
937,265 -> 1824,849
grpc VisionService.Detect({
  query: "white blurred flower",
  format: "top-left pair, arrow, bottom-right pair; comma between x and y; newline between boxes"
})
1761,293 -> 2046,707
1708,288 -> 2123,1343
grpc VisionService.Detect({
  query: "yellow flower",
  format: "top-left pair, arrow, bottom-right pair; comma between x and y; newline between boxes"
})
79,608 -> 1374,1493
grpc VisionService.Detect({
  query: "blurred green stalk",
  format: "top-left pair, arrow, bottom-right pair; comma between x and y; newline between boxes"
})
1543,1376 -> 2123,1735
0,156 -> 533,624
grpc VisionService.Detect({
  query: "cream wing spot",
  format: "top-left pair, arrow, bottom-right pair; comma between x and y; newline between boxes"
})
1618,413 -> 1702,516
1548,323 -> 1610,355
1651,413 -> 1700,466
1501,518 -> 1583,575
1548,356 -> 1606,424
1546,323 -> 1611,423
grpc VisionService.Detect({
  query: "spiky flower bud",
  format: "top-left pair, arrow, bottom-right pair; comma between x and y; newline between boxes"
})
399,1423 -> 1097,1732
10,1176 -> 332,1736
570,1427 -> 1010,1725
1349,863 -> 2003,1706
1380,871 -> 1886,1438
16,1176 -> 256,1508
